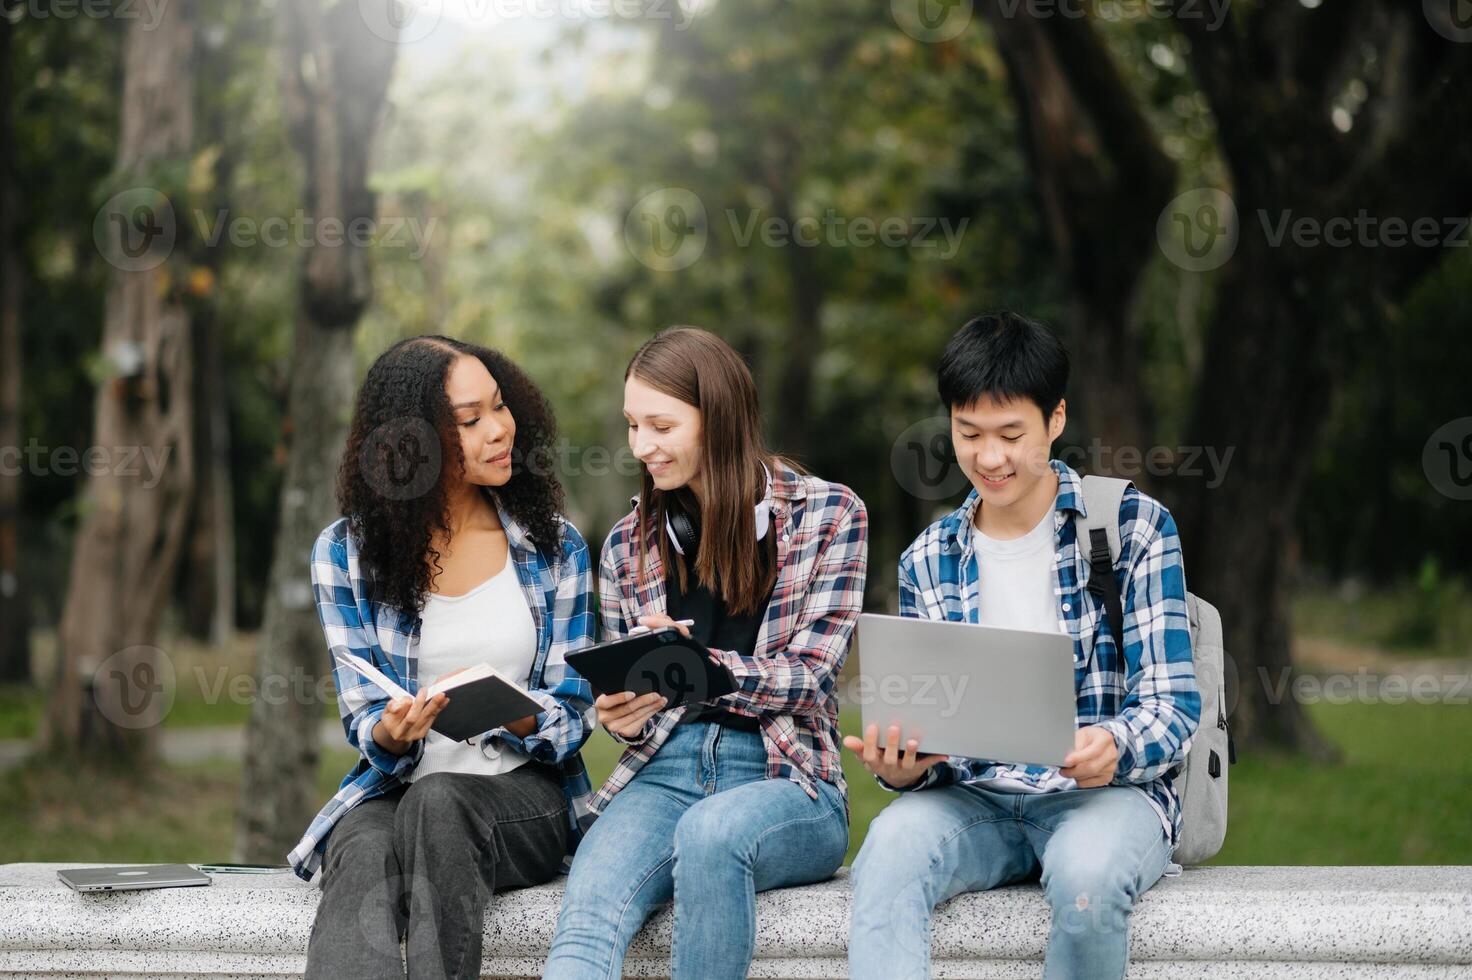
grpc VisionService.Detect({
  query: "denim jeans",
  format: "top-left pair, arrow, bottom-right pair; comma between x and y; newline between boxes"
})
543,721 -> 849,980
850,782 -> 1176,980
303,763 -> 569,980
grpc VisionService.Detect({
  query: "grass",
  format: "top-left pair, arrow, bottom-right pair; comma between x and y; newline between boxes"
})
6,701 -> 1467,868
0,629 -> 345,742
1292,576 -> 1472,661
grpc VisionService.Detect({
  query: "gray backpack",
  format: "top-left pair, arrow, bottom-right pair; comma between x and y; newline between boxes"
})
1077,475 -> 1233,866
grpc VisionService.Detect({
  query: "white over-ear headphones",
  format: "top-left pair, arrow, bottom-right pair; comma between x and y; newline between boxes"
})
665,464 -> 773,556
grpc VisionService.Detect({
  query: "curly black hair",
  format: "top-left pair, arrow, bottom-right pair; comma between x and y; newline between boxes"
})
337,335 -> 566,616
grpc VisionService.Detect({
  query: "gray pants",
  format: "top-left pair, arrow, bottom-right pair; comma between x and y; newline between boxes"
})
305,763 -> 569,980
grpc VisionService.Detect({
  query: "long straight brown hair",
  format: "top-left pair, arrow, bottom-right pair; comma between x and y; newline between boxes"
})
627,327 -> 783,616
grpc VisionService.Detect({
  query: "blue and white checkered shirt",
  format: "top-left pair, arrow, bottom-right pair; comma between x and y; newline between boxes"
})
890,460 -> 1201,845
286,495 -> 598,881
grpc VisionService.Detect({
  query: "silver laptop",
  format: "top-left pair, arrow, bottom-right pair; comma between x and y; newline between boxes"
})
855,613 -> 1077,767
57,864 -> 212,893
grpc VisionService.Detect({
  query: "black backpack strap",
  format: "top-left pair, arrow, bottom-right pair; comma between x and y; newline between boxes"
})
1086,527 -> 1125,652
1077,475 -> 1132,656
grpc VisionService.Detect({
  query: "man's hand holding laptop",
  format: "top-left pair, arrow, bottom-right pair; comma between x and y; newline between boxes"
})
843,722 -> 1120,789
1058,725 -> 1120,788
843,724 -> 949,789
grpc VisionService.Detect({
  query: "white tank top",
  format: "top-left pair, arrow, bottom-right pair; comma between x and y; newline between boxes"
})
408,560 -> 538,781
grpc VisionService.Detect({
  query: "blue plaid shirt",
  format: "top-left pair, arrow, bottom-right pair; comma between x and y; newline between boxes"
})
891,460 -> 1200,845
287,495 -> 599,881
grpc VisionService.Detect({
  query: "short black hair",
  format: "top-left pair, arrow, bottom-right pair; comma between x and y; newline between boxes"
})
937,311 -> 1070,421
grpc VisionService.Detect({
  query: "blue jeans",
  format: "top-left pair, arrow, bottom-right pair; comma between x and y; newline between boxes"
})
850,782 -> 1176,980
544,721 -> 849,980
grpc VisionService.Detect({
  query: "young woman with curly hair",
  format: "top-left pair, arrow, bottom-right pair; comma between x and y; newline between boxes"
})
290,335 -> 598,980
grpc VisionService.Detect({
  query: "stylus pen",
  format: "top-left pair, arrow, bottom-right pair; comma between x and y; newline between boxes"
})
628,620 -> 695,634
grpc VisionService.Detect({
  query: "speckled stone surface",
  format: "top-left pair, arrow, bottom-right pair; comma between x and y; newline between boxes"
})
1,863 -> 1469,977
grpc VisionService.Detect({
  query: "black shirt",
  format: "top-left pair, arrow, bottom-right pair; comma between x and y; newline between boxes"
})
666,537 -> 776,731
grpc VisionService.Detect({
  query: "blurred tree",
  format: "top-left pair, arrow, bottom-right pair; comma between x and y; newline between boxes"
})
981,1 -> 1472,755
236,0 -> 400,862
980,6 -> 1173,459
0,7 -> 27,683
42,1 -> 197,761
1170,1 -> 1471,754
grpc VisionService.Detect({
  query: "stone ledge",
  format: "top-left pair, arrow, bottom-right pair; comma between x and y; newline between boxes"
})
1,863 -> 1469,978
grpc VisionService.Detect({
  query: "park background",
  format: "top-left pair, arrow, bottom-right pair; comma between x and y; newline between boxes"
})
1,0 -> 1469,870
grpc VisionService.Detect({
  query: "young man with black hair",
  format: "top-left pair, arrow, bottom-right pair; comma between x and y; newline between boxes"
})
844,312 -> 1201,979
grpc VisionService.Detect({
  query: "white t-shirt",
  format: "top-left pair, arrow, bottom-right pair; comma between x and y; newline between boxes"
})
971,505 -> 1074,794
972,506 -> 1063,634
408,560 -> 538,782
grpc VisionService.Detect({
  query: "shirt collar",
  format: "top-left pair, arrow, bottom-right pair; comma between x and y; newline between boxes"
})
941,458 -> 1083,553
486,488 -> 537,555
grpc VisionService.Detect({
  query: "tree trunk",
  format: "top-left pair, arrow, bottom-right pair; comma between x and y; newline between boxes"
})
1164,0 -> 1472,756
180,309 -> 235,649
771,187 -> 824,464
42,3 -> 196,760
235,0 -> 399,863
0,10 -> 28,684
984,0 -> 1472,757
981,6 -> 1174,466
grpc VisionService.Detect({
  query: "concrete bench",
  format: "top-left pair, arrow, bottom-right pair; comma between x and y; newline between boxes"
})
1,862 -> 1469,977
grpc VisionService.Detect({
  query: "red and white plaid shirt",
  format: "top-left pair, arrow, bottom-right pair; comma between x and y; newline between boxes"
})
591,461 -> 868,815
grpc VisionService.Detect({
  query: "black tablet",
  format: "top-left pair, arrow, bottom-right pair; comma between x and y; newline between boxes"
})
566,629 -> 738,708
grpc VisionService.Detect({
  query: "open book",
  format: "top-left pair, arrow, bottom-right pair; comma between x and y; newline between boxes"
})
333,651 -> 544,743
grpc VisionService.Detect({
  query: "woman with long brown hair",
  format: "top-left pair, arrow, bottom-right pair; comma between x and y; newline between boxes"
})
543,327 -> 867,979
